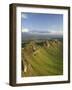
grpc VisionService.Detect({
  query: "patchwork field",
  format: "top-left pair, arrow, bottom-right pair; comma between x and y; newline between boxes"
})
21,39 -> 63,77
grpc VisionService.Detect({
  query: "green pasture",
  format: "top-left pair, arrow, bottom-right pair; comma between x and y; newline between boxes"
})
21,40 -> 63,77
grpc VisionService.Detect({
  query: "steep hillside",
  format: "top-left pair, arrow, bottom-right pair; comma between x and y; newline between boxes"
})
21,39 -> 63,77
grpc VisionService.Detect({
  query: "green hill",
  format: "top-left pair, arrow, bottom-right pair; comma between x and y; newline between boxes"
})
21,39 -> 63,77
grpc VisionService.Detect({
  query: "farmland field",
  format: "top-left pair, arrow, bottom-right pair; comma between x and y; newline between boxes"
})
21,39 -> 63,77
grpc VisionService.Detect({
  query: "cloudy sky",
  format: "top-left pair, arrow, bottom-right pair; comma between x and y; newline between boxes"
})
21,12 -> 63,36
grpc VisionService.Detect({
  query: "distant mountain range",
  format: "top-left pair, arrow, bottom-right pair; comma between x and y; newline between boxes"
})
22,32 -> 63,42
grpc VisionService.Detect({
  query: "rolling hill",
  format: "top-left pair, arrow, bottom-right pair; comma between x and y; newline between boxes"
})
21,39 -> 63,77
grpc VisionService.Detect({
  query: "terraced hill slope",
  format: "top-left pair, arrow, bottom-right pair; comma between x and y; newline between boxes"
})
21,39 -> 63,77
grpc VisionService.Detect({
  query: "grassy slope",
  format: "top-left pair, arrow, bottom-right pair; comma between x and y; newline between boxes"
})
21,40 -> 63,77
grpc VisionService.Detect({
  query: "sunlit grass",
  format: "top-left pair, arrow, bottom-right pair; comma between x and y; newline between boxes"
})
21,40 -> 63,77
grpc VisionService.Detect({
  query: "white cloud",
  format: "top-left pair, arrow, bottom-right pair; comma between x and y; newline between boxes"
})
29,30 -> 63,35
22,14 -> 27,19
22,28 -> 29,33
49,30 -> 63,35
22,28 -> 63,36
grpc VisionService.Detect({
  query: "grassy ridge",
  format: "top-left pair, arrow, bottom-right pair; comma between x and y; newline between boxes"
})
21,40 -> 63,77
